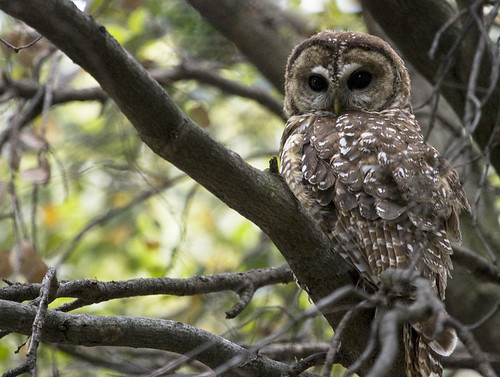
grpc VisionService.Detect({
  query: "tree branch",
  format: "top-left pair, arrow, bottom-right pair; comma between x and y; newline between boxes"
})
0,76 -> 108,105
186,0 -> 307,92
452,244 -> 500,285
448,316 -> 499,377
0,61 -> 283,119
0,265 -> 293,317
2,268 -> 57,377
0,299 -> 318,377
260,343 -> 500,375
151,61 -> 283,117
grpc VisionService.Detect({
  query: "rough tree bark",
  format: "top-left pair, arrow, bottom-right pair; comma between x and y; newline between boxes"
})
0,299 -> 318,377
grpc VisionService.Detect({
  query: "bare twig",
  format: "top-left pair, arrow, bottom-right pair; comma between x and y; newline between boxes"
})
323,301 -> 370,377
444,352 -> 500,370
428,7 -> 468,59
465,299 -> 500,330
0,77 -> 108,105
364,270 -> 446,377
286,352 -> 327,377
211,285 -> 369,376
258,342 -> 332,361
0,34 -> 43,53
452,244 -> 500,284
343,311 -> 382,377
2,267 -> 57,377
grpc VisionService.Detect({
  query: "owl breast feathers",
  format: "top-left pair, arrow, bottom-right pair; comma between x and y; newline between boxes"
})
279,31 -> 470,377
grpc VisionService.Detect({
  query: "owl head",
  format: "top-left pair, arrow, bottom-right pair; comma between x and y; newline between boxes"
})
283,31 -> 412,118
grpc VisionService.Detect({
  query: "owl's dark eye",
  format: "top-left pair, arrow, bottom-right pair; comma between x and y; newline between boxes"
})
308,75 -> 328,92
347,70 -> 372,90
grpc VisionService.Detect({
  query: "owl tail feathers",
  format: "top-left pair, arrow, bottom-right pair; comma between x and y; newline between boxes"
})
404,324 -> 444,377
412,316 -> 458,356
427,326 -> 458,357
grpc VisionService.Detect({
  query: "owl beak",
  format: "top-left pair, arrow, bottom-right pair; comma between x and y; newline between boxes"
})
334,97 -> 342,116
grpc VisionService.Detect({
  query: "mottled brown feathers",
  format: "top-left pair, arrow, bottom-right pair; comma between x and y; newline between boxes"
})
280,30 -> 470,377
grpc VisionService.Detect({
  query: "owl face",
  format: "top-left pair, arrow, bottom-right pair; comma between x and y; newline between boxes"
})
284,31 -> 411,118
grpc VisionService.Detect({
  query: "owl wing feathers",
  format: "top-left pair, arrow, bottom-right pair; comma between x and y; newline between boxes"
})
280,30 -> 472,377
281,111 -> 468,361
286,110 -> 469,299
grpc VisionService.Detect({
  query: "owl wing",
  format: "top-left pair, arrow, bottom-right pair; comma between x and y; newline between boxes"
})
294,110 -> 469,298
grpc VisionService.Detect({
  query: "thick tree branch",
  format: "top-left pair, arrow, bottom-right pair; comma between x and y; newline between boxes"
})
186,0 -> 307,92
0,299 -> 318,377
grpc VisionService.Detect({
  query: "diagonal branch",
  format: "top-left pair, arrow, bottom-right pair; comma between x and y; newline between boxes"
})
452,245 -> 500,285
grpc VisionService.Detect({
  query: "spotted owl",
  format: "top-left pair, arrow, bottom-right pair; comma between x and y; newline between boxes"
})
279,31 -> 470,377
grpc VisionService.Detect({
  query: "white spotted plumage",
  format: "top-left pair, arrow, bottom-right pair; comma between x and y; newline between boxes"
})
280,31 -> 470,377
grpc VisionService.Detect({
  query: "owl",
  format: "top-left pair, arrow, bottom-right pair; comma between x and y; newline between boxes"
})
279,31 -> 470,377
